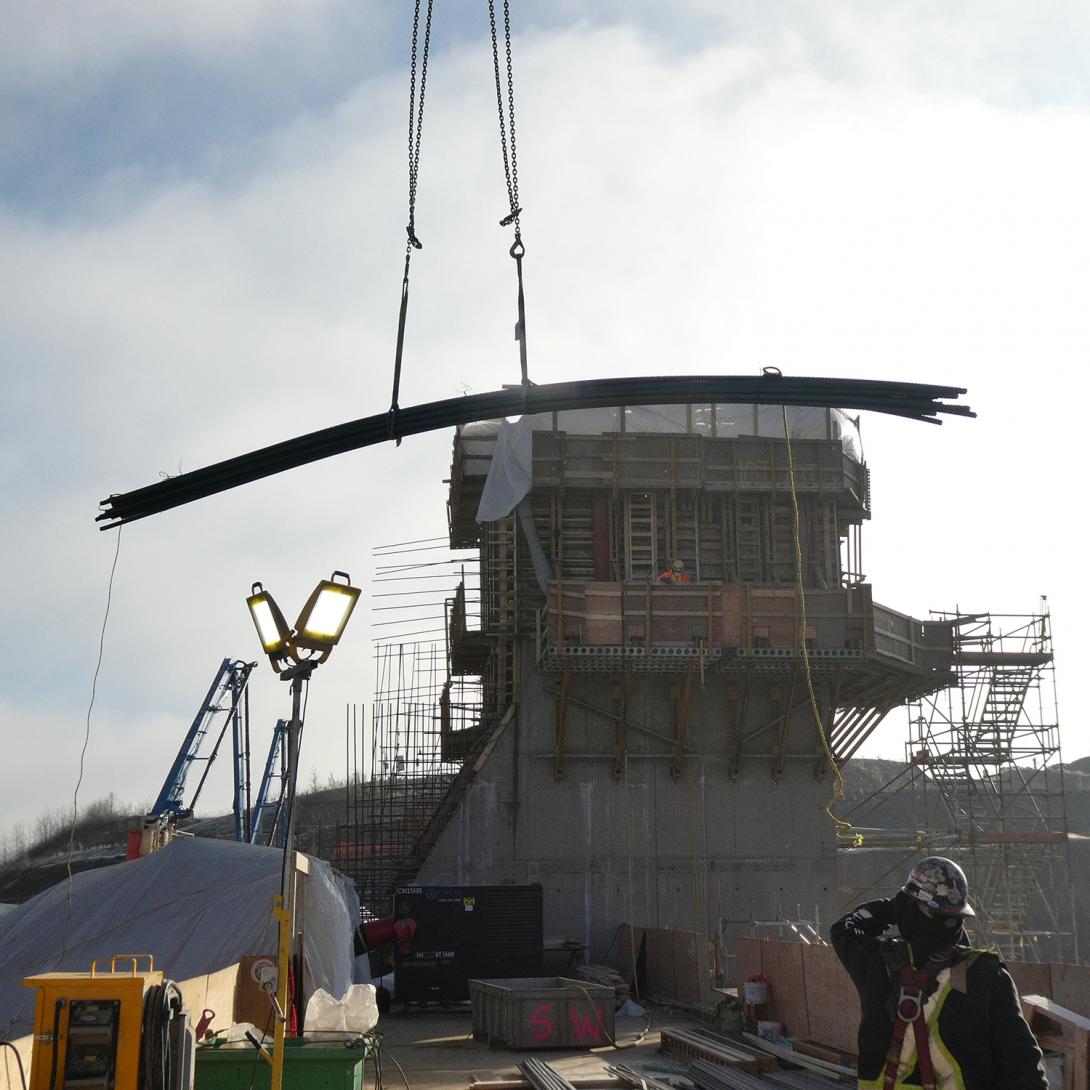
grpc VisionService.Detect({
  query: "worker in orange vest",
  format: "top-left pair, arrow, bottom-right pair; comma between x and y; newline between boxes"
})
657,559 -> 691,583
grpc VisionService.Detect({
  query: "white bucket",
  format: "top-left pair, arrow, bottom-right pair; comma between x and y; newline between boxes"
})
743,980 -> 769,1004
757,1020 -> 783,1041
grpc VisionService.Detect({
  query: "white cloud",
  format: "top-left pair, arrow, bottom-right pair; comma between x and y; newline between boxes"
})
0,0 -> 387,94
3,7 -> 1090,837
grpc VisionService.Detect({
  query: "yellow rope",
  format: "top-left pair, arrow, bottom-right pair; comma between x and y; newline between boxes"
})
781,408 -> 859,845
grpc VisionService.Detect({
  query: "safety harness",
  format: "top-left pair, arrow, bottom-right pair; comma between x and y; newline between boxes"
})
881,945 -> 958,1090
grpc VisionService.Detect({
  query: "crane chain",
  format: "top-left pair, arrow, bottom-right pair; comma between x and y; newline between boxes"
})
488,0 -> 530,390
390,0 -> 435,441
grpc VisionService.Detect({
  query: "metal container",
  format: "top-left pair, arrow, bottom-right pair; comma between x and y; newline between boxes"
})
469,976 -> 614,1049
194,1038 -> 369,1090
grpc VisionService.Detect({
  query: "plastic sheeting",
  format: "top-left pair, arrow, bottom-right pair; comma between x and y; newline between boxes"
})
0,837 -> 358,1042
473,405 -> 861,523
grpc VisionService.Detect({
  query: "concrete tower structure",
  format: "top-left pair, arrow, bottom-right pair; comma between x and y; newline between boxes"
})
411,404 -> 957,960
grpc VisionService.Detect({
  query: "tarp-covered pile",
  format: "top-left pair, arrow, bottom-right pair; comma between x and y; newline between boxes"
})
0,837 -> 357,1042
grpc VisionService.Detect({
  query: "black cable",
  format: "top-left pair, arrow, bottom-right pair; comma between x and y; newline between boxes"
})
140,981 -> 184,1090
97,375 -> 972,528
0,1042 -> 27,1090
47,1001 -> 64,1090
57,526 -> 122,967
244,1008 -> 276,1090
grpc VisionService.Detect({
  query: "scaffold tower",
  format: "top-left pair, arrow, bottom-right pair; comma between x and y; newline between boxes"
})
905,606 -> 1073,961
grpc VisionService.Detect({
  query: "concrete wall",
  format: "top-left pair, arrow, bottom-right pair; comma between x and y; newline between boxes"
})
417,641 -> 842,959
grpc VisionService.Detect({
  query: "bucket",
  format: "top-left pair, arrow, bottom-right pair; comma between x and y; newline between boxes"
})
757,1020 -> 782,1041
743,980 -> 769,1005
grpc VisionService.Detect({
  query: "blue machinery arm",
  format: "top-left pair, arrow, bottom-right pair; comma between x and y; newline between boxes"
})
149,658 -> 256,831
250,719 -> 289,848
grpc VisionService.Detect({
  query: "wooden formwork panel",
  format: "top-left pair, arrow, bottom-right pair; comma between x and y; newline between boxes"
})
532,433 -> 860,497
547,583 -> 868,651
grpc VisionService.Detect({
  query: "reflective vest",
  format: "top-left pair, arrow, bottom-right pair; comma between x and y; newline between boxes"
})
858,948 -> 985,1090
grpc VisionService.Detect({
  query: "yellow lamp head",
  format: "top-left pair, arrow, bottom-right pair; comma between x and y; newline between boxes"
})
293,571 -> 360,659
246,583 -> 292,667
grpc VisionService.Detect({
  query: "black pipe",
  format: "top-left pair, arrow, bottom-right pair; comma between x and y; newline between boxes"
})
47,999 -> 65,1090
97,373 -> 972,528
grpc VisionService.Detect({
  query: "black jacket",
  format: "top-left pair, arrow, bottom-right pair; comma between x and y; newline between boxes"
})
831,898 -> 1047,1090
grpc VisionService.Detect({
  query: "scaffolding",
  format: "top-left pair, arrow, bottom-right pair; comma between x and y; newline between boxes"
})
907,608 -> 1072,961
840,606 -> 1075,963
336,538 -> 482,917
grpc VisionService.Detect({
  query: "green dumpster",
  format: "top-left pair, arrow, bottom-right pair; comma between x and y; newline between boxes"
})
195,1037 -> 371,1090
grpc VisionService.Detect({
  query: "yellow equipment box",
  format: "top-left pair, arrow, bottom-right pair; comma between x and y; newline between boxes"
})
23,955 -> 163,1090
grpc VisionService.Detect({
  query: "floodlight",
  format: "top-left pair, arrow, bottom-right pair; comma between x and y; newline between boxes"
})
293,571 -> 360,658
246,582 -> 292,664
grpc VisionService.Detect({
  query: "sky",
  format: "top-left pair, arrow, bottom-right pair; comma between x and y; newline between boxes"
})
2,1 -> 1089,844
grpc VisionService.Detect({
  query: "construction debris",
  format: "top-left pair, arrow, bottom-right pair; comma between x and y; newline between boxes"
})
741,1034 -> 853,1081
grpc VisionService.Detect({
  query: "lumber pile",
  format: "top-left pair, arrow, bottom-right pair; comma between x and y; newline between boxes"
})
659,1027 -> 776,1074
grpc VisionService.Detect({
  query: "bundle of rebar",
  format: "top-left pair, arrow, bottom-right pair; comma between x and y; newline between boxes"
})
97,374 -> 972,528
521,1058 -> 578,1090
687,1058 -> 771,1090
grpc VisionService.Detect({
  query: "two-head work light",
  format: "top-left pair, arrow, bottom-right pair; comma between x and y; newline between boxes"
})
246,571 -> 360,671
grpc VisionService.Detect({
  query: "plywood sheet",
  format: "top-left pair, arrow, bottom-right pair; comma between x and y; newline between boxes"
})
235,953 -> 280,1027
1009,961 -> 1052,1008
1051,963 -> 1090,1019
639,927 -> 712,1006
643,928 -> 678,1000
671,930 -> 701,1005
758,940 -> 809,1039
0,1035 -> 31,1090
179,963 -> 240,1037
801,943 -> 859,1054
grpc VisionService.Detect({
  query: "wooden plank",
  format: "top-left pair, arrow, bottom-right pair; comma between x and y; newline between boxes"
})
1023,995 -> 1090,1090
659,1029 -> 776,1074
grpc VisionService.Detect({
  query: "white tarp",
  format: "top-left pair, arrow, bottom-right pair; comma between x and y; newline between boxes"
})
0,837 -> 358,1042
474,404 -> 862,523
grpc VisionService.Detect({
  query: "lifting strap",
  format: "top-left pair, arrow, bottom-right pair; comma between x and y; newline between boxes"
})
882,947 -> 957,1090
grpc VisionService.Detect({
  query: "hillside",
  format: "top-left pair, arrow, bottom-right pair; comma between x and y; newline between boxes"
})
4,761 -> 1090,935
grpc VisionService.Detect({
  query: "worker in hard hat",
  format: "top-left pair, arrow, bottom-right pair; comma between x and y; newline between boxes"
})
831,857 -> 1046,1090
657,559 -> 691,583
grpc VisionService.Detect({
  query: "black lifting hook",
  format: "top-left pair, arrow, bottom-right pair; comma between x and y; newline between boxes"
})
510,237 -> 529,393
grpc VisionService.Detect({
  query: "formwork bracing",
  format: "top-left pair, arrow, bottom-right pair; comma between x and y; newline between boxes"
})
839,606 -> 1075,963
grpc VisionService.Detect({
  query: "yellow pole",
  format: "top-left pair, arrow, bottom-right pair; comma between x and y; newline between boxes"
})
270,893 -> 292,1090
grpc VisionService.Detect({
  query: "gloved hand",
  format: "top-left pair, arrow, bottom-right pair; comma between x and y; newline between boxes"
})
846,897 -> 896,936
